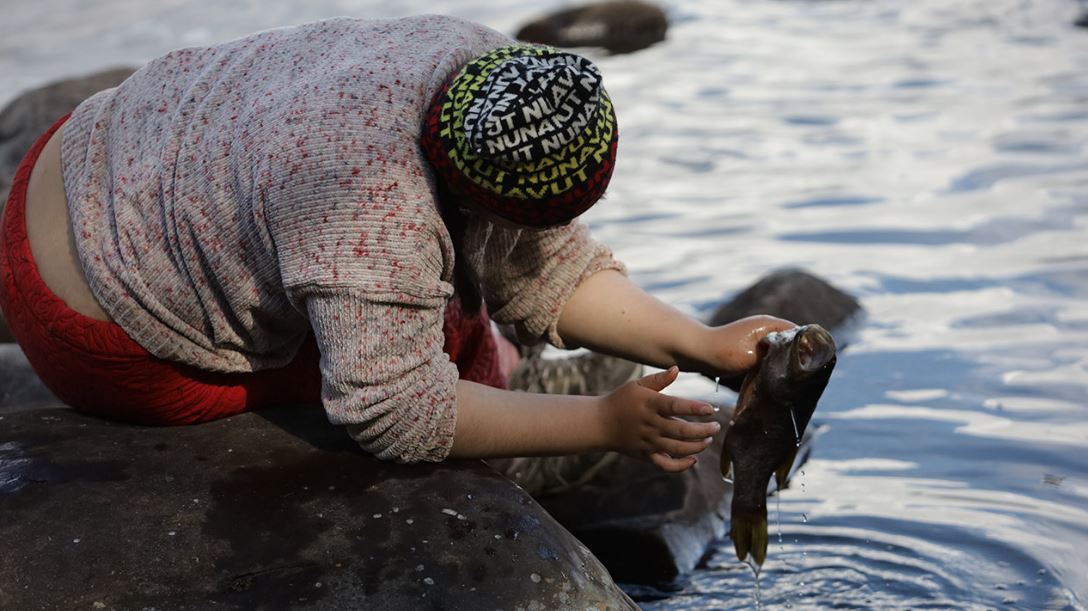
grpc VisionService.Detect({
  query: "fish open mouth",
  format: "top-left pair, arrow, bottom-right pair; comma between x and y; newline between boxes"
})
794,325 -> 835,372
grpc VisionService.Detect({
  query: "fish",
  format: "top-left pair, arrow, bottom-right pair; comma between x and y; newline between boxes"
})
720,324 -> 837,566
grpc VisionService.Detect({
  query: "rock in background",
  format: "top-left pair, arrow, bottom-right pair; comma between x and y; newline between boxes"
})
707,267 -> 862,332
0,67 -> 135,202
515,1 -> 668,54
0,69 -> 134,404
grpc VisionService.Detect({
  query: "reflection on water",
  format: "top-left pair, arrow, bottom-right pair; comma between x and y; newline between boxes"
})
2,0 -> 1088,608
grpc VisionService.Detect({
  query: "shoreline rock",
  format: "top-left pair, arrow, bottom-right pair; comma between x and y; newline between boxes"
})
0,406 -> 638,610
0,67 -> 136,202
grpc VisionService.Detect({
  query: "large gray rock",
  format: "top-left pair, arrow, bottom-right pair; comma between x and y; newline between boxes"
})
515,1 -> 668,54
0,406 -> 637,610
0,67 -> 135,202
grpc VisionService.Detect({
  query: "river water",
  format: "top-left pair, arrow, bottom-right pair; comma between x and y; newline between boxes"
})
3,0 -> 1087,608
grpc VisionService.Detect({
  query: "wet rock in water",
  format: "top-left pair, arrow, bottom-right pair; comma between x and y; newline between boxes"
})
536,408 -> 732,585
0,345 -> 61,414
515,1 -> 668,54
536,409 -> 817,585
0,407 -> 637,610
708,267 -> 862,332
0,67 -> 135,201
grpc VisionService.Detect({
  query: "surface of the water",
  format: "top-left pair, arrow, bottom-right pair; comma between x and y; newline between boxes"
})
3,0 -> 1087,608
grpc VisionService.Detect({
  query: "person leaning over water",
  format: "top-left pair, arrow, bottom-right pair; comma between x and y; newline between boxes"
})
0,15 -> 792,470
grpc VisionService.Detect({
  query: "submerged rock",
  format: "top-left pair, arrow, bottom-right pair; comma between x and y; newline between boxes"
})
0,406 -> 637,610
0,67 -> 135,201
708,267 -> 862,332
515,1 -> 668,54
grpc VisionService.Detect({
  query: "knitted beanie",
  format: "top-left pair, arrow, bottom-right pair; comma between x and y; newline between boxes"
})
421,45 -> 618,228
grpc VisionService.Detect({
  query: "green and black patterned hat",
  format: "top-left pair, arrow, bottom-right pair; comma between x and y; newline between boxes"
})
422,45 -> 618,228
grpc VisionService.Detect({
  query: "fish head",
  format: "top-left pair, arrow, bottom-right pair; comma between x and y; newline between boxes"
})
754,324 -> 837,421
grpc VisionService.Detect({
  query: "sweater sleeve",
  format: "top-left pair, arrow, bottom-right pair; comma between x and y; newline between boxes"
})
304,289 -> 460,463
265,112 -> 462,462
480,221 -> 627,348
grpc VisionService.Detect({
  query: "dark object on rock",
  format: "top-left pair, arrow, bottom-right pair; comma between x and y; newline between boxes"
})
0,345 -> 60,413
721,325 -> 836,566
0,67 -> 135,202
0,407 -> 637,610
537,408 -> 731,585
708,267 -> 862,332
515,1 -> 668,54
508,343 -> 643,398
537,409 -> 818,586
1075,11 -> 1088,28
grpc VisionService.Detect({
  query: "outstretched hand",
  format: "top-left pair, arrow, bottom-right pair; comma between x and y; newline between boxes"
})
598,366 -> 721,472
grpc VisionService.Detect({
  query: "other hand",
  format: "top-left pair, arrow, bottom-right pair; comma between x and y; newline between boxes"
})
598,366 -> 721,472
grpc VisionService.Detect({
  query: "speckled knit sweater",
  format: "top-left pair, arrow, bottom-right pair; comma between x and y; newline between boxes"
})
60,15 -> 625,463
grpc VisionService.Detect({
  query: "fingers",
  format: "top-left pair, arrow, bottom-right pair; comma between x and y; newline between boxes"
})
654,394 -> 715,418
655,436 -> 713,458
636,365 -> 679,392
659,416 -> 720,441
649,452 -> 697,473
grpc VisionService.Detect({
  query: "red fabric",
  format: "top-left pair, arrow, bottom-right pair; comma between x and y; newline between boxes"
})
0,114 -> 504,427
441,298 -> 507,390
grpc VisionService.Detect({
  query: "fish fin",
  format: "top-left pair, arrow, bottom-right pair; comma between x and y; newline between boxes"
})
775,447 -> 799,491
733,370 -> 759,419
720,441 -> 733,481
730,512 -> 770,566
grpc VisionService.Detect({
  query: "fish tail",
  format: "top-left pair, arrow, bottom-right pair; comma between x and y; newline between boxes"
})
730,509 -> 769,566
